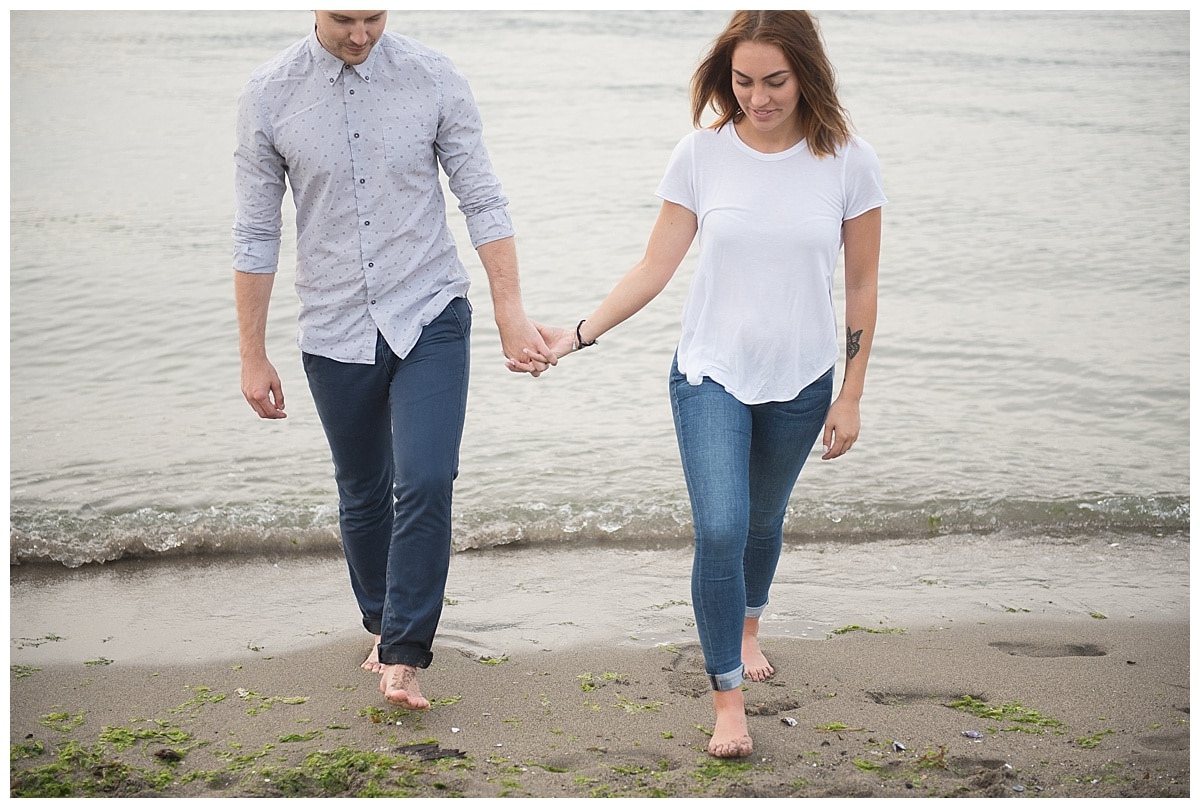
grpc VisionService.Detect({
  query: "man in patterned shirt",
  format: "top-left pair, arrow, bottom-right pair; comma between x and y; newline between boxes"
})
232,10 -> 553,708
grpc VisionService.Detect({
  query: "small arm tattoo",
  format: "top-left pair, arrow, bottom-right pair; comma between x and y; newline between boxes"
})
846,327 -> 863,361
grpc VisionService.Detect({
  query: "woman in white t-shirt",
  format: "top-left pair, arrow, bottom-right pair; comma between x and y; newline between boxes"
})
525,10 -> 885,758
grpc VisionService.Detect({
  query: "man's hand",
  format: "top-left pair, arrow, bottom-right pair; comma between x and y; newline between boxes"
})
241,355 -> 287,419
497,316 -> 556,377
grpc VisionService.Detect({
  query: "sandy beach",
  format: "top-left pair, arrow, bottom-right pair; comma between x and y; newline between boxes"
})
11,608 -> 1188,797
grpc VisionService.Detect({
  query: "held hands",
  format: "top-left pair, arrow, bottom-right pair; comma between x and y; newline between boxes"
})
504,321 -> 580,375
499,317 -> 559,377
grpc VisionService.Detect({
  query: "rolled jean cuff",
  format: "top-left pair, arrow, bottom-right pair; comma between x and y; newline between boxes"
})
378,643 -> 433,669
363,616 -> 383,637
708,664 -> 745,692
745,602 -> 768,619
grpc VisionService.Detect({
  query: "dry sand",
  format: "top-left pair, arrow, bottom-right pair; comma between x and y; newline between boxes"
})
10,615 -> 1188,798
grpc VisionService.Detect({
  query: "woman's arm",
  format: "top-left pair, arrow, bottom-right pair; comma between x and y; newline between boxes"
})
822,206 -> 881,460
527,200 -> 698,361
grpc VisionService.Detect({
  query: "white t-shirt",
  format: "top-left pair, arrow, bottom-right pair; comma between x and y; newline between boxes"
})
656,125 -> 886,404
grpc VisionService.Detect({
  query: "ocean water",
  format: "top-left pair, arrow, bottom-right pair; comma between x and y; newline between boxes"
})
9,10 -> 1190,571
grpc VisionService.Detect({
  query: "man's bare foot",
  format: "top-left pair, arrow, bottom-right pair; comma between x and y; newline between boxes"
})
379,664 -> 431,710
742,617 -> 775,682
709,688 -> 753,758
361,635 -> 383,673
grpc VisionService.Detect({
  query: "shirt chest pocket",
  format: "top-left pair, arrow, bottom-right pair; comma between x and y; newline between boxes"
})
380,115 -> 438,177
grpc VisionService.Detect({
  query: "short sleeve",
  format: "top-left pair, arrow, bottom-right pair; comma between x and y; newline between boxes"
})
842,136 -> 887,221
654,133 -> 698,213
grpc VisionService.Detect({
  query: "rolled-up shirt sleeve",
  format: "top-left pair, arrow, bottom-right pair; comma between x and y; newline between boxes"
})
232,78 -> 287,274
434,58 -> 514,249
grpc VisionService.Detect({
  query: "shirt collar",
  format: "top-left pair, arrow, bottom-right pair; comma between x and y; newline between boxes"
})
307,28 -> 381,84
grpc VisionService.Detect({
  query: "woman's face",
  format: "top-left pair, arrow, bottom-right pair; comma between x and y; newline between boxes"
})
731,40 -> 802,139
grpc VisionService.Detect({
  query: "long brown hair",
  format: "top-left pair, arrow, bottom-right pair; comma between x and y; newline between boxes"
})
691,10 -> 852,158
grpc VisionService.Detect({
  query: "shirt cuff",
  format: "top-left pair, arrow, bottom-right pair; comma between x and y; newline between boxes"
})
464,208 -> 515,249
232,240 -> 281,274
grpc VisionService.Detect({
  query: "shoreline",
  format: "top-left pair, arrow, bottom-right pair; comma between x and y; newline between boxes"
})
10,617 -> 1189,798
10,530 -> 1188,668
10,535 -> 1189,796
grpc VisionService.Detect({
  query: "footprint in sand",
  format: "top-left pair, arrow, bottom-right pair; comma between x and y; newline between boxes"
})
989,641 -> 1106,658
1137,732 -> 1189,752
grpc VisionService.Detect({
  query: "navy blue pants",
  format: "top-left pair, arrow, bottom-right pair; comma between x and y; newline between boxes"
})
303,297 -> 471,668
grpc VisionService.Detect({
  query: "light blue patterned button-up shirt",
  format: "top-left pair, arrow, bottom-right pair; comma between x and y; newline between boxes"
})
233,29 -> 514,363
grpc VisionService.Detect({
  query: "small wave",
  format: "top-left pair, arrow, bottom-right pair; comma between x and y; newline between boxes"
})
10,493 -> 1188,568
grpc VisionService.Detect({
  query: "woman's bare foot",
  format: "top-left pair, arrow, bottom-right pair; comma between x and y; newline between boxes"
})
708,688 -> 753,758
379,664 -> 431,710
361,635 -> 383,673
742,617 -> 774,682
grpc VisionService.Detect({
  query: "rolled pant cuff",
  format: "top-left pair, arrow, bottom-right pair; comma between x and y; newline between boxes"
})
708,664 -> 745,692
745,602 -> 768,619
378,643 -> 433,669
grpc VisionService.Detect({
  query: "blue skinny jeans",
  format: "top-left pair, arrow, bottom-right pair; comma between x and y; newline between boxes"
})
302,297 -> 471,668
669,356 -> 833,691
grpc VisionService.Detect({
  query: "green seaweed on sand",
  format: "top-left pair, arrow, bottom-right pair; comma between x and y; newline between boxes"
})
235,688 -> 309,716
1075,729 -> 1115,749
11,733 -> 181,798
829,624 -> 906,637
578,671 -> 627,691
948,695 -> 1064,730
169,685 -> 227,716
14,633 -> 65,648
692,757 -> 754,784
39,710 -> 85,733
914,745 -> 949,770
614,694 -> 664,713
252,747 -> 422,797
98,722 -> 193,752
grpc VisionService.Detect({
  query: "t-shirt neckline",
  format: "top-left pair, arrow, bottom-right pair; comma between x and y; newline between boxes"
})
727,123 -> 807,161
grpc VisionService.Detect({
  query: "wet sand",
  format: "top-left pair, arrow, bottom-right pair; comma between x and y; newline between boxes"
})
9,536 -> 1190,797
10,619 -> 1189,797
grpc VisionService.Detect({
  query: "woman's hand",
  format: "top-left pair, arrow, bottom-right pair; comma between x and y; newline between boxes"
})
821,395 -> 860,460
505,321 -> 577,373
536,322 -> 578,360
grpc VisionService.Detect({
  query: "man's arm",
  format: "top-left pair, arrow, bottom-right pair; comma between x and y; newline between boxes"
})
235,270 -> 286,419
476,237 -> 554,375
429,59 -> 554,374
232,74 -> 290,417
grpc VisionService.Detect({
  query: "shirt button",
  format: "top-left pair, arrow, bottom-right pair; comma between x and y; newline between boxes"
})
349,89 -> 355,95
353,133 -> 360,138
364,221 -> 370,226
360,178 -> 365,184
368,262 -> 374,268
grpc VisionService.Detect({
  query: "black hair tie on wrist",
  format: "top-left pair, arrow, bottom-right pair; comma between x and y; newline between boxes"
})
574,319 -> 597,350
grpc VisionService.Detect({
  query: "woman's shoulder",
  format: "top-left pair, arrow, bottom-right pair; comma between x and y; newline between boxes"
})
671,125 -> 734,155
841,133 -> 880,160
